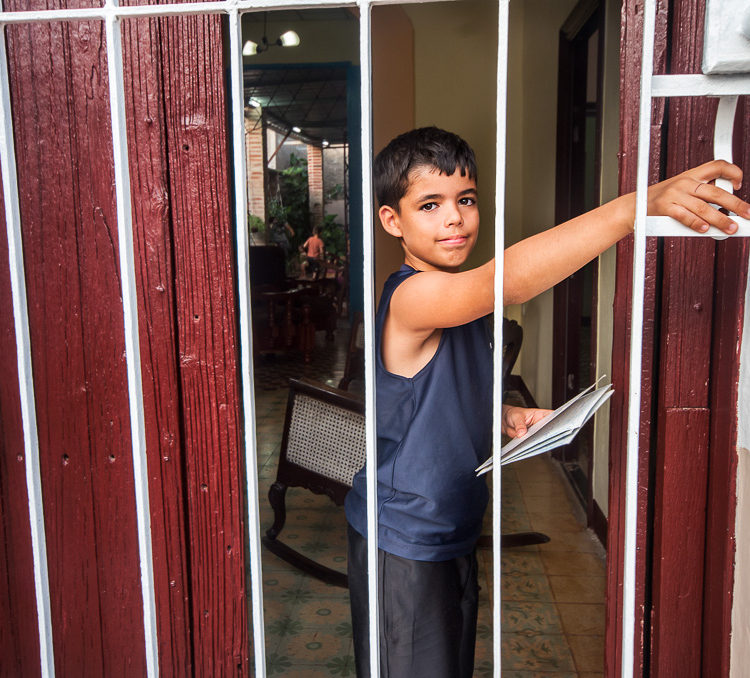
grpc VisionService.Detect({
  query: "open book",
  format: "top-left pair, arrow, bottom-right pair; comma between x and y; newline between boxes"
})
475,379 -> 613,476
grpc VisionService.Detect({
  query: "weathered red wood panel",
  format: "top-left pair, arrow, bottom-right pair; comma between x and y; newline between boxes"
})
651,408 -> 709,678
4,13 -> 147,676
651,1 -> 749,674
153,13 -> 249,674
2,4 -> 249,673
0,178 -> 42,678
610,1 -> 748,675
606,1 -> 668,674
702,99 -> 749,678
121,16 -> 193,676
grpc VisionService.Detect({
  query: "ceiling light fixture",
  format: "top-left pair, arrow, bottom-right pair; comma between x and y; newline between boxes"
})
292,126 -> 302,134
242,13 -> 301,57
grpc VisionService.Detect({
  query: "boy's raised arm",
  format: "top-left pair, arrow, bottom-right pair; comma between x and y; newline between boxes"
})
504,159 -> 749,305
390,160 -> 748,335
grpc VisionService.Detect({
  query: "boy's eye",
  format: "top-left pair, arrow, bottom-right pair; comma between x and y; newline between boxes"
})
459,196 -> 476,206
420,202 -> 438,212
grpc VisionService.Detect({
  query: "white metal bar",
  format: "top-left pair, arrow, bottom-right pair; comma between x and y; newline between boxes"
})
103,3 -> 159,675
713,95 -> 739,197
651,73 -> 750,97
0,0 -> 450,26
492,1 -> 510,676
0,23 -> 55,678
646,216 -> 750,237
358,2 -> 379,676
228,8 -> 267,677
622,0 -> 657,675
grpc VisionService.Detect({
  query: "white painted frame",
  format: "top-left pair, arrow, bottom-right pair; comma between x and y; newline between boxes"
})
0,1 -> 508,677
622,2 -> 750,677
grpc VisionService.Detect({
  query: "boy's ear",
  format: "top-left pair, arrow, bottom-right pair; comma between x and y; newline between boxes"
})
379,205 -> 403,238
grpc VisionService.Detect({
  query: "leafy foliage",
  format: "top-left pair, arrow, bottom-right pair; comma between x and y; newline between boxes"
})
320,213 -> 347,260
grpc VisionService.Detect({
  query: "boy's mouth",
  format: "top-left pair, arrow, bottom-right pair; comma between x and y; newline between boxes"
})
438,235 -> 468,246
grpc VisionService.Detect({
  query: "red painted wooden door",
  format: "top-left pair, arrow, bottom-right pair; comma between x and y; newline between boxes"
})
607,0 -> 750,676
0,6 -> 250,676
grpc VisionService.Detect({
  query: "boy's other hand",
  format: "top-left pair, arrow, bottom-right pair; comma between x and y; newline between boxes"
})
646,159 -> 750,234
501,405 -> 553,439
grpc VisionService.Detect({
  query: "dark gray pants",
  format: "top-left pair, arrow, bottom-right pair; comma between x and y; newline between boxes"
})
347,525 -> 478,678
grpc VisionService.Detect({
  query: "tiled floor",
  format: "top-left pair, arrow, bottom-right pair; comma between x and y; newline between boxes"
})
252,322 -> 606,676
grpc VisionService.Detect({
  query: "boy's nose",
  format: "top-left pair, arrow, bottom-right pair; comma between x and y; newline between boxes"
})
444,202 -> 463,226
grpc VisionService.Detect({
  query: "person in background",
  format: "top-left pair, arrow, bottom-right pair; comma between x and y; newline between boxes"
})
268,215 -> 294,260
301,225 -> 325,279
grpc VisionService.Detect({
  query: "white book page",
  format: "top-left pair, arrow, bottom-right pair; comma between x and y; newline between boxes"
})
476,381 -> 613,475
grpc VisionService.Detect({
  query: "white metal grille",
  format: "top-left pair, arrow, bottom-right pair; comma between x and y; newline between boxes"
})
5,0 -> 747,676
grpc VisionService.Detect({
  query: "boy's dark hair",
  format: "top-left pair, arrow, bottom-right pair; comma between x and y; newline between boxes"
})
374,127 -> 477,210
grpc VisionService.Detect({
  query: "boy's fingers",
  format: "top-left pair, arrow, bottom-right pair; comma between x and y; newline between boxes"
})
665,202 -> 712,233
690,181 -> 750,218
670,196 -> 738,233
690,159 -> 743,188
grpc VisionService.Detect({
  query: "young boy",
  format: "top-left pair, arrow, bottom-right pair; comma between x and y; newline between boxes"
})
343,127 -> 748,678
300,225 -> 325,279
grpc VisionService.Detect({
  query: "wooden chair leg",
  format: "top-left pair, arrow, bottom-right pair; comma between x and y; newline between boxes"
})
266,481 -> 288,540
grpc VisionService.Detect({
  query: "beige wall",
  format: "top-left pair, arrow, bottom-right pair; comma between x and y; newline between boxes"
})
507,0 -> 578,410
241,12 -> 359,65
372,6 -> 416,295
730,272 -> 750,676
404,0 -> 499,272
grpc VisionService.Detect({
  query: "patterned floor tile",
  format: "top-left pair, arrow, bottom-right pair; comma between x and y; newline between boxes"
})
502,574 -> 555,602
501,633 -> 576,671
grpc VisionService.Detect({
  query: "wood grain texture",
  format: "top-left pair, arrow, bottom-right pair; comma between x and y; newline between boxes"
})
2,4 -> 250,674
121,15 -> 193,676
651,408 -> 710,678
0,173 -> 42,678
605,1 -> 667,675
156,13 -> 249,675
4,12 -> 147,676
652,2 -> 748,675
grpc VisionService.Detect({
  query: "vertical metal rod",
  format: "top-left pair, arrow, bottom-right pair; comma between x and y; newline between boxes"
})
358,2 -> 380,676
228,7 -> 267,677
492,1 -> 510,675
622,0 -> 656,675
713,95 -> 738,196
103,4 -> 159,675
0,21 -> 56,678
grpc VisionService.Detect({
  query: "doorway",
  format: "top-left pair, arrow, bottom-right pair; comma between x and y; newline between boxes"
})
552,0 -> 605,526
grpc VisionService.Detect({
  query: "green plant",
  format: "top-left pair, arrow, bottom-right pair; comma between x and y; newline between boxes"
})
279,154 -> 310,243
320,213 -> 346,260
248,213 -> 265,232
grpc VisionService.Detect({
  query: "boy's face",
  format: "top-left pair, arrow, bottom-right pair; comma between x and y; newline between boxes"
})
379,166 -> 479,273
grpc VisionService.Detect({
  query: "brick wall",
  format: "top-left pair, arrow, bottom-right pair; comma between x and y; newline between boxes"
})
307,144 -> 324,227
244,109 -> 265,220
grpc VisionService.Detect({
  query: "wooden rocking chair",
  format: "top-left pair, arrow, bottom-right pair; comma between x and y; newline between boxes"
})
263,378 -> 365,588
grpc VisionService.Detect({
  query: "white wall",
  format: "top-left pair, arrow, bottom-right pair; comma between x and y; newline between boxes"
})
730,261 -> 750,676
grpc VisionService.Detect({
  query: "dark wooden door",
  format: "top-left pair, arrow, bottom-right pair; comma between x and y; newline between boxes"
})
553,0 -> 604,520
606,0 -> 750,675
0,9 -> 250,676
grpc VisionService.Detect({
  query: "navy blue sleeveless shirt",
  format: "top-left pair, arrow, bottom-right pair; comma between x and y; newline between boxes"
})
344,265 -> 493,561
